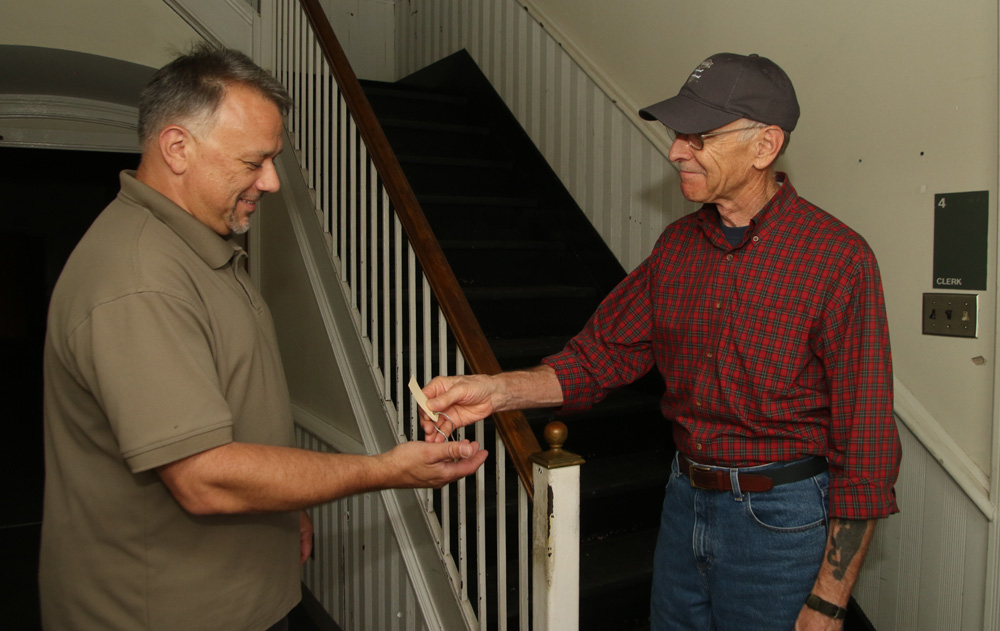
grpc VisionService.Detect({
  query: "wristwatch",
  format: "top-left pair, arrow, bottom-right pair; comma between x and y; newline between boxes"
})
805,594 -> 848,620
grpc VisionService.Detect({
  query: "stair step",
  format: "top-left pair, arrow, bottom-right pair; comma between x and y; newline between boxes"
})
560,387 -> 661,422
419,194 -> 538,207
399,161 -> 529,198
525,385 -> 671,460
419,204 -> 551,242
488,335 -> 570,366
362,83 -> 469,106
440,239 -> 564,251
377,128 -> 498,162
380,117 -> 490,135
398,154 -> 513,170
580,527 -> 657,596
578,528 -> 658,630
580,450 -> 670,502
462,284 -> 598,302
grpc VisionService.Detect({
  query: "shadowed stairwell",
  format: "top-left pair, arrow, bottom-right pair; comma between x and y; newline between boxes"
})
362,50 -> 673,631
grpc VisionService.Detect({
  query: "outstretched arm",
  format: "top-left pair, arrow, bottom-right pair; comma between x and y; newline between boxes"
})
419,365 -> 564,441
157,439 -> 488,515
795,518 -> 876,630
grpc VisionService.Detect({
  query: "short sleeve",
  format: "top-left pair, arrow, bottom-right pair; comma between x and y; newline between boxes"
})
69,291 -> 234,472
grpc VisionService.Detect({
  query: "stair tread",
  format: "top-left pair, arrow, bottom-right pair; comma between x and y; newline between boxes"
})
557,388 -> 661,421
361,83 -> 468,105
580,527 -> 658,594
440,238 -> 563,251
462,284 -> 599,300
488,335 -> 569,356
580,450 -> 671,500
419,194 -> 539,207
380,117 -> 490,135
398,154 -> 513,170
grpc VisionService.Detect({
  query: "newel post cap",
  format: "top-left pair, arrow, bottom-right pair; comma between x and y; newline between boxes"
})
529,421 -> 585,469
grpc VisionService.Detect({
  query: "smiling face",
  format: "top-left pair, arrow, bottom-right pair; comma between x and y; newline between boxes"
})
183,83 -> 284,236
667,120 -> 764,209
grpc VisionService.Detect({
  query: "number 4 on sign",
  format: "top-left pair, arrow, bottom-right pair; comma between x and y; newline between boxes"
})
938,197 -> 947,208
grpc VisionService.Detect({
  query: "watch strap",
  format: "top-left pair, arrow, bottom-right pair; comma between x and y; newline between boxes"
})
805,594 -> 848,620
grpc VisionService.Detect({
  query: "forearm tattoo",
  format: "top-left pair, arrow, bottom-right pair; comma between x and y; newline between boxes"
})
826,519 -> 869,581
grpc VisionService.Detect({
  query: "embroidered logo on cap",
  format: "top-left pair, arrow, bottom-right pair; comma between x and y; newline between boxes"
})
687,59 -> 714,83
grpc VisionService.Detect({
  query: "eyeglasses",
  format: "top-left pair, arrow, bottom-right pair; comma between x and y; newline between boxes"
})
667,125 -> 767,151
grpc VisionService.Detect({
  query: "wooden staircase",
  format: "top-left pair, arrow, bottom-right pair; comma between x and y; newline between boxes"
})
362,50 -> 674,631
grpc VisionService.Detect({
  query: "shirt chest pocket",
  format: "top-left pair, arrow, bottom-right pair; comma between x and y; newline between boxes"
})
727,292 -> 819,390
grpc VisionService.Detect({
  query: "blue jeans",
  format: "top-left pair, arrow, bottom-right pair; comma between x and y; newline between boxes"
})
650,454 -> 830,631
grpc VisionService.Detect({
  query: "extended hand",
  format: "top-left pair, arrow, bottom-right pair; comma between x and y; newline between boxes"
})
420,375 -> 501,441
381,439 -> 489,487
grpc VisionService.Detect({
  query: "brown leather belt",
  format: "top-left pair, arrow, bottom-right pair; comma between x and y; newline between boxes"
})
679,457 -> 828,492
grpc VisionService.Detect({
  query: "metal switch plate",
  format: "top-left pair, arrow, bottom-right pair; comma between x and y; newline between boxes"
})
922,293 -> 977,338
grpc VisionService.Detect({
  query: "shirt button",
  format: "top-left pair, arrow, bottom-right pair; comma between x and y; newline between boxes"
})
714,302 -> 722,309
726,254 -> 734,261
706,351 -> 713,358
752,235 -> 760,243
696,443 -> 703,451
694,400 -> 702,407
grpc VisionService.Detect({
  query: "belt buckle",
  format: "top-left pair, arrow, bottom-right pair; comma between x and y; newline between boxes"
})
688,464 -> 714,490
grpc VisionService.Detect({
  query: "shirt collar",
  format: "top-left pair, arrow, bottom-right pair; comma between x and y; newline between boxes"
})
696,172 -> 796,249
118,170 -> 243,270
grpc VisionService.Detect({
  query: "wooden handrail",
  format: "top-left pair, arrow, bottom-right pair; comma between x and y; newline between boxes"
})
298,0 -> 543,497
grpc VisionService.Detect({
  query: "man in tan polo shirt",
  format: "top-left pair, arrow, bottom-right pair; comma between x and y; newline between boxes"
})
39,44 -> 487,631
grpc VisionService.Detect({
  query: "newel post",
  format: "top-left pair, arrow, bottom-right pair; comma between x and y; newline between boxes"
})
529,421 -> 585,631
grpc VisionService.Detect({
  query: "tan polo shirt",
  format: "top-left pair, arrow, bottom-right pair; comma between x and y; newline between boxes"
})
40,171 -> 299,631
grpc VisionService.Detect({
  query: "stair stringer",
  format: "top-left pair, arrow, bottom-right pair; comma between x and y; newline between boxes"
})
261,137 -> 476,631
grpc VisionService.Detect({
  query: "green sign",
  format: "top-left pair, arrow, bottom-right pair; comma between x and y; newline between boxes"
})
933,191 -> 988,291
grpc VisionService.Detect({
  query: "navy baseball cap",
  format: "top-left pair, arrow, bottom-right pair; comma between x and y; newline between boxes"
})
639,53 -> 799,134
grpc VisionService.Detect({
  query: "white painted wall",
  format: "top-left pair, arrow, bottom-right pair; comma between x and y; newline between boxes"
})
528,0 -> 999,497
317,0 -> 396,80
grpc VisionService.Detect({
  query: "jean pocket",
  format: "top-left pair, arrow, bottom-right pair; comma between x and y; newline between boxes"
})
744,472 -> 829,533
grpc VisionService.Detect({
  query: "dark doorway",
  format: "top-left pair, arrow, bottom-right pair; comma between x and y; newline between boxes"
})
0,146 -> 138,630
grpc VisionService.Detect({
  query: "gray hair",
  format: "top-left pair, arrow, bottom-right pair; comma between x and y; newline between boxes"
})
137,43 -> 292,147
738,119 -> 791,155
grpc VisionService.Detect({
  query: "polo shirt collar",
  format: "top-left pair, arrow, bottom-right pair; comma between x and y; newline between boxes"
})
119,170 -> 242,269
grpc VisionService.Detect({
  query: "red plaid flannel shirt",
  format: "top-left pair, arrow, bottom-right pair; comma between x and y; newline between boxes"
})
544,174 -> 900,520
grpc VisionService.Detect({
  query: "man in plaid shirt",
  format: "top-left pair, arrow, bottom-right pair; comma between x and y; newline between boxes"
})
421,53 -> 901,631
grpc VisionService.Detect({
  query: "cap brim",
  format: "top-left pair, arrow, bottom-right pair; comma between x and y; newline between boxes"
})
639,94 -> 741,135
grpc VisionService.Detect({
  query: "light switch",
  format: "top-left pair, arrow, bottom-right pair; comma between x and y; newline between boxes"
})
922,293 -> 977,338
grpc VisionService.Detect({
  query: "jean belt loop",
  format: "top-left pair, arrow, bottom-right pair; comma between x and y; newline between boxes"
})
729,467 -> 743,500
